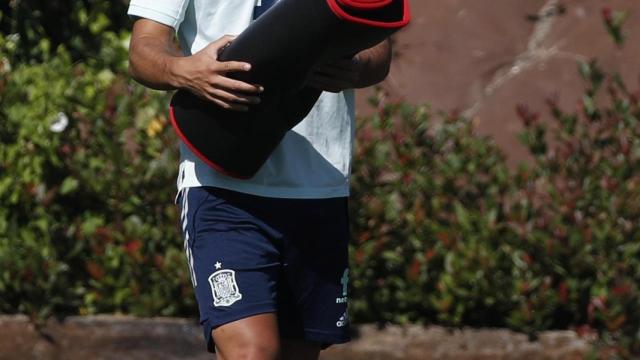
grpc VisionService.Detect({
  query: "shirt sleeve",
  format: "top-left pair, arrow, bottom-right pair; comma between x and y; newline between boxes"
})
127,0 -> 190,29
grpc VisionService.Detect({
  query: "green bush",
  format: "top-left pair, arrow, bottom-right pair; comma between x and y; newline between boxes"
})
510,58 -> 640,356
0,34 -> 193,320
348,64 -> 640,355
0,0 -> 131,64
348,8 -> 640,357
349,104 -> 518,327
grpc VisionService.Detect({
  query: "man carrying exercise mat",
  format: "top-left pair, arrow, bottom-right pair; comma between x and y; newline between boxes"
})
128,0 -> 391,358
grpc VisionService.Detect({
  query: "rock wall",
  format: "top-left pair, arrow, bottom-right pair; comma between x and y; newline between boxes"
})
358,0 -> 640,164
0,315 -> 593,360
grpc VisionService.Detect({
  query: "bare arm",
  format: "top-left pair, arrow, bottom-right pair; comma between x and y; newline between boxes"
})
308,39 -> 392,93
128,19 -> 263,111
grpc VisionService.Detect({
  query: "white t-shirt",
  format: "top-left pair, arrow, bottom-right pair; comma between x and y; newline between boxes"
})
128,0 -> 356,199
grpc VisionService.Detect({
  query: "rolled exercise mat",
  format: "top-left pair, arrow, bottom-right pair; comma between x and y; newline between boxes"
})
170,0 -> 411,179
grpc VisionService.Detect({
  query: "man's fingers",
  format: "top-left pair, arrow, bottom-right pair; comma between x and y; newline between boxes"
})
208,87 -> 261,105
215,60 -> 252,73
216,76 -> 264,94
205,94 -> 249,112
211,34 -> 236,50
201,35 -> 237,60
193,89 -> 250,112
212,98 -> 250,112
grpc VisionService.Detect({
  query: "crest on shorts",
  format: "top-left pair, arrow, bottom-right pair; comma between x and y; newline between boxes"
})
208,269 -> 242,307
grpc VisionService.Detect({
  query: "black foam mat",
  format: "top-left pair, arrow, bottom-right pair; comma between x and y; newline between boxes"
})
170,0 -> 410,179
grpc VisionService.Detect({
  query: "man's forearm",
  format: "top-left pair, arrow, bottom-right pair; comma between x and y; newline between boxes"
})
128,19 -> 191,91
354,39 -> 392,88
129,34 -> 185,90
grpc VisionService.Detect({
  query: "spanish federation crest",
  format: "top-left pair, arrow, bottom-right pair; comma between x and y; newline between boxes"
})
208,269 -> 242,307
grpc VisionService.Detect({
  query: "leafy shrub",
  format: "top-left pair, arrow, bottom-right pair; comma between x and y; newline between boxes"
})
511,61 -> 640,358
347,67 -> 639,359
349,7 -> 639,357
349,104 -> 519,327
0,34 -> 193,320
514,10 -> 639,357
0,0 -> 131,64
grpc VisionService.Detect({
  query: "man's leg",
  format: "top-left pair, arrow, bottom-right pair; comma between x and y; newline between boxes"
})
281,339 -> 321,360
212,319 -> 321,360
213,313 -> 280,360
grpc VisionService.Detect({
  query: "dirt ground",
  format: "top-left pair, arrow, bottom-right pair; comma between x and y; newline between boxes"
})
1,315 -> 592,360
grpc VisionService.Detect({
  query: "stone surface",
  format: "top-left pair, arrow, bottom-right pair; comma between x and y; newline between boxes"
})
322,325 -> 592,360
357,0 -> 640,165
0,315 -> 210,360
0,316 -> 593,360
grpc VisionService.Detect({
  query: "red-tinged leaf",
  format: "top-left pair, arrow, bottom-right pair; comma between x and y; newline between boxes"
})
436,232 -> 450,247
124,240 -> 142,254
602,7 -> 613,24
153,254 -> 164,269
424,249 -> 436,262
407,259 -> 421,281
95,227 -> 113,243
558,281 -> 569,303
86,261 -> 105,280
354,248 -> 366,265
612,282 -> 632,297
22,269 -> 34,282
607,314 -> 626,331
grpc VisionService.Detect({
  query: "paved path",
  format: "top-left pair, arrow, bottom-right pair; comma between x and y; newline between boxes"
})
0,315 -> 592,360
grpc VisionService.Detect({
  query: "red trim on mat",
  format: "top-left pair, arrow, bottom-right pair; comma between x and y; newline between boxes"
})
337,0 -> 393,10
327,0 -> 410,29
169,105 -> 252,180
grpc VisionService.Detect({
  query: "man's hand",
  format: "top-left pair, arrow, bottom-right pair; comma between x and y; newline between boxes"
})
308,39 -> 392,93
171,35 -> 263,111
129,19 -> 263,112
307,57 -> 364,93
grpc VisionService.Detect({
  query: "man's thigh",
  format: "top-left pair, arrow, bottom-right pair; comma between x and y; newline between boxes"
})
211,315 -> 321,360
212,314 -> 320,360
212,313 -> 280,360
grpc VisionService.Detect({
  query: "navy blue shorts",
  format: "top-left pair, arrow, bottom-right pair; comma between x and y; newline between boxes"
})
177,187 -> 351,352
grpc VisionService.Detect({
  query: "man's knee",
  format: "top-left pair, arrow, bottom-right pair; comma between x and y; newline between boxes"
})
227,343 -> 279,360
215,336 -> 280,360
212,313 -> 280,360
